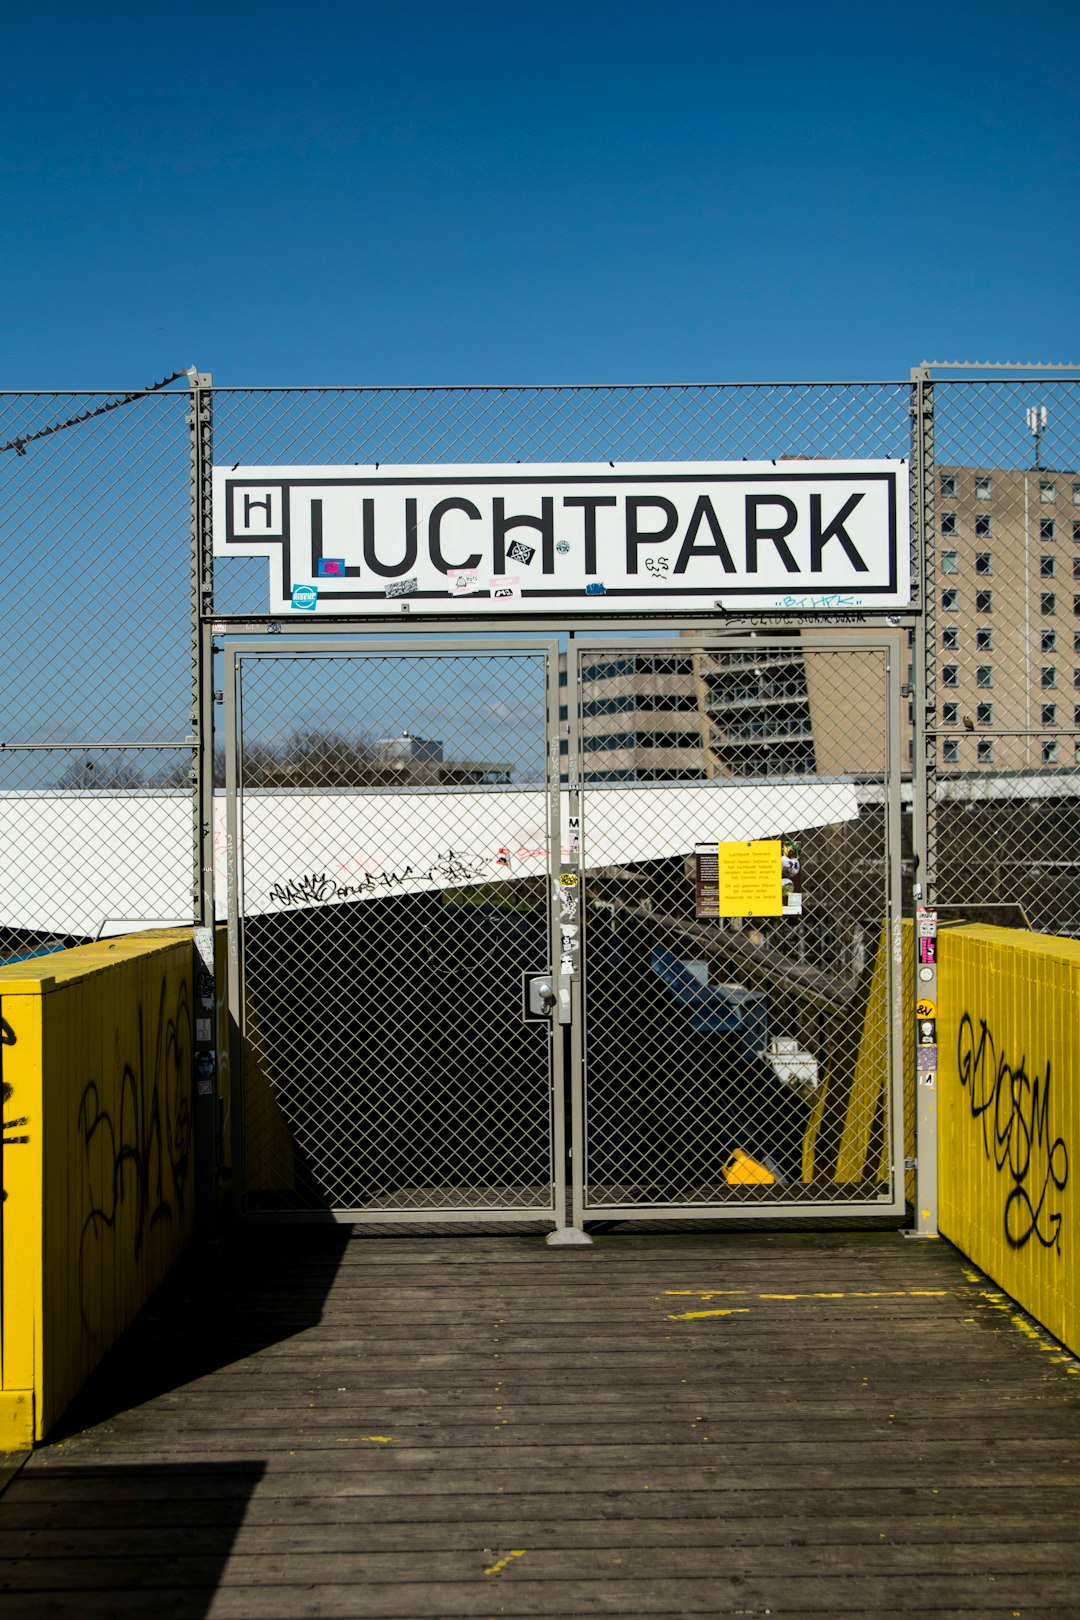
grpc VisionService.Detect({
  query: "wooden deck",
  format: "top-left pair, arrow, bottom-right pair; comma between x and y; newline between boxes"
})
2,1227 -> 1079,1617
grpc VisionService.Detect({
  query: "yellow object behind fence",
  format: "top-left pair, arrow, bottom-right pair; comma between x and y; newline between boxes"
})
0,930 -> 195,1445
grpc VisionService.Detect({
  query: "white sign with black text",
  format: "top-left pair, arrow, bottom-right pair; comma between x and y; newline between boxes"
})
212,460 -> 909,615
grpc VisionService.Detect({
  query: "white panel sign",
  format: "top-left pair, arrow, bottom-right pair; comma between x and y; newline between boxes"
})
212,461 -> 909,615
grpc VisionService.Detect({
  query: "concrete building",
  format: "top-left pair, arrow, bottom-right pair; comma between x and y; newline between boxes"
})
931,463 -> 1080,774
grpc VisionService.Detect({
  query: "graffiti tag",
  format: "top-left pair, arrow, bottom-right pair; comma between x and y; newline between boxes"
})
78,977 -> 192,1328
956,1012 -> 1069,1251
1,1013 -> 28,1204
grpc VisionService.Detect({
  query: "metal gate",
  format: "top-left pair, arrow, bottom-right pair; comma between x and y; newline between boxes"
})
226,632 -> 904,1226
225,639 -> 564,1221
570,635 -> 905,1224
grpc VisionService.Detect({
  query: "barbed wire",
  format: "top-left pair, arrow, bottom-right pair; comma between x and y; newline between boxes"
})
0,368 -> 191,456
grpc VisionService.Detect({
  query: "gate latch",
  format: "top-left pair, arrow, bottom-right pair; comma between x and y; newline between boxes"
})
523,973 -> 557,1021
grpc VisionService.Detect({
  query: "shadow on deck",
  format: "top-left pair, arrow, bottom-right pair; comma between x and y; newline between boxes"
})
2,1227 -> 1080,1617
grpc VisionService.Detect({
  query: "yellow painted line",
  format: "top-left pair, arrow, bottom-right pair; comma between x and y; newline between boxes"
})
666,1288 -> 948,1306
335,1435 -> 395,1444
758,1290 -> 948,1300
664,1289 -> 749,1297
484,1550 -> 526,1577
667,1308 -> 752,1321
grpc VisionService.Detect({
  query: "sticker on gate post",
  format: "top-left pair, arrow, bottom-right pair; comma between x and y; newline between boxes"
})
917,907 -> 938,966
557,870 -> 580,977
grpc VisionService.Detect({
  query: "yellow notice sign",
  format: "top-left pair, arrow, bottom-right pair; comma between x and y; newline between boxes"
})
717,840 -> 782,917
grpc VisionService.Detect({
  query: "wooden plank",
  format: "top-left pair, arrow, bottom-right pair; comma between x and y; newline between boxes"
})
4,1230 -> 1080,1620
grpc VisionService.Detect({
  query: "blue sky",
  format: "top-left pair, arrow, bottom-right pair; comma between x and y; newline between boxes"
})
3,0 -> 1079,388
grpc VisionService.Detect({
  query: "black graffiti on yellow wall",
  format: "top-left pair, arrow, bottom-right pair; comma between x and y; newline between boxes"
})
78,977 -> 192,1328
1,1013 -> 28,1204
956,1012 -> 1069,1252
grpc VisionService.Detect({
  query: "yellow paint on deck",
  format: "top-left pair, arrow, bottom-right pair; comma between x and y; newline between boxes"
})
332,1435 -> 395,1444
667,1308 -> 752,1321
483,1550 -> 526,1577
667,1288 -> 947,1304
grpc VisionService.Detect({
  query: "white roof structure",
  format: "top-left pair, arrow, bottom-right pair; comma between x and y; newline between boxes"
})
0,780 -> 859,939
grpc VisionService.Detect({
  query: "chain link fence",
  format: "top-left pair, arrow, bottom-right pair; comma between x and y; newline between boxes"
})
923,378 -> 1080,933
228,645 -> 559,1218
0,385 -> 196,962
575,640 -> 899,1213
3,372 -> 1078,1223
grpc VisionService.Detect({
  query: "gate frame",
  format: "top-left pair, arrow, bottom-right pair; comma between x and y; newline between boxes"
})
187,378 -> 924,1234
222,635 -> 568,1227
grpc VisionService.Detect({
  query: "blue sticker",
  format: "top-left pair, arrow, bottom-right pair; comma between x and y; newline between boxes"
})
317,558 -> 345,577
585,581 -> 607,595
291,584 -> 318,611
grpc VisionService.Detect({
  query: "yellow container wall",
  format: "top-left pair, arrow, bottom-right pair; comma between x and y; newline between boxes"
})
939,924 -> 1080,1357
0,930 -> 195,1442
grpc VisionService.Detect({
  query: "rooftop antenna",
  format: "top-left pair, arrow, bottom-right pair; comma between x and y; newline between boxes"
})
1026,404 -> 1047,470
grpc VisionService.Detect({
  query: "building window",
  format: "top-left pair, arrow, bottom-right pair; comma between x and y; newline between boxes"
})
976,666 -> 993,688
1040,480 -> 1057,504
976,552 -> 993,575
940,474 -> 956,498
942,627 -> 959,650
976,589 -> 993,613
1042,740 -> 1059,764
977,739 -> 995,764
1074,521 -> 1080,542
942,701 -> 959,725
942,664 -> 959,688
975,514 -> 992,539
941,549 -> 959,574
1074,633 -> 1080,654
941,512 -> 958,537
1042,630 -> 1058,652
976,702 -> 993,725
1073,481 -> 1080,506
1074,705 -> 1080,727
1073,558 -> 1080,579
1041,555 -> 1056,577
942,587 -> 959,611
943,739 -> 960,764
976,627 -> 994,651
1042,666 -> 1058,688
1075,668 -> 1080,689
1074,594 -> 1080,616
1041,592 -> 1057,615
1041,518 -> 1056,541
1042,703 -> 1057,725
975,475 -> 992,500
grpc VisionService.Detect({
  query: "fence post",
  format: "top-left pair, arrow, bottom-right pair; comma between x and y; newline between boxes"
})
189,369 -> 219,1238
910,364 -> 938,1237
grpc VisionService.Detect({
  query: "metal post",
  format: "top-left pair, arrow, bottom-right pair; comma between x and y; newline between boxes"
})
909,365 -> 938,1237
188,369 -> 219,1237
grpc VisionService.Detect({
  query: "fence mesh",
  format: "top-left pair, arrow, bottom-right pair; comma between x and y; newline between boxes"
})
231,647 -> 557,1216
577,642 -> 896,1210
4,373 -> 1079,1222
926,379 -> 1080,933
0,387 -> 194,960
